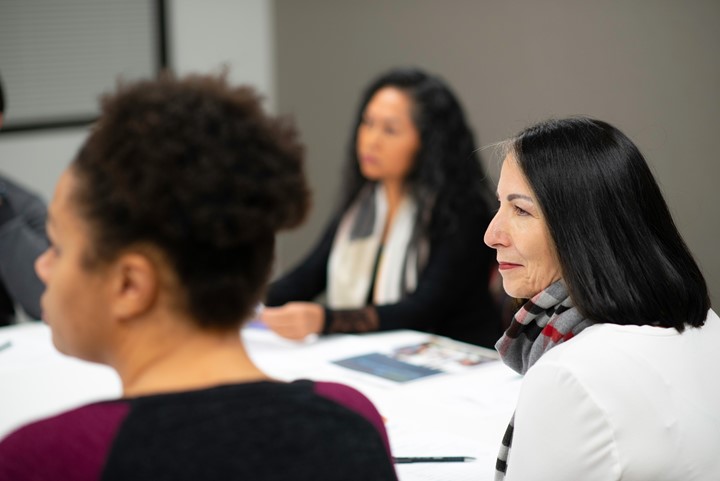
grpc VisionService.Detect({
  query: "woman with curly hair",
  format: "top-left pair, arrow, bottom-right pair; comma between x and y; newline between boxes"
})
263,67 -> 501,347
0,73 -> 398,481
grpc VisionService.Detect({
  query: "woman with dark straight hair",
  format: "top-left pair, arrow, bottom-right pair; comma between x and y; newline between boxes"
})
485,117 -> 718,480
262,67 -> 501,347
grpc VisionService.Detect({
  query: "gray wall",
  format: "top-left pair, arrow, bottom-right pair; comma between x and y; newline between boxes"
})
274,0 -> 720,305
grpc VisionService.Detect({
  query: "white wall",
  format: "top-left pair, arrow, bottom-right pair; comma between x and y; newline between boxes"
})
169,0 -> 276,112
0,129 -> 84,202
0,0 -> 276,201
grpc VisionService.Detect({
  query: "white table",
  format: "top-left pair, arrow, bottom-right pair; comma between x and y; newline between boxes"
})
0,323 -> 521,481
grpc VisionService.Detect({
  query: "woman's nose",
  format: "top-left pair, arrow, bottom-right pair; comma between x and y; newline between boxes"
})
484,212 -> 508,248
362,125 -> 382,147
34,249 -> 51,285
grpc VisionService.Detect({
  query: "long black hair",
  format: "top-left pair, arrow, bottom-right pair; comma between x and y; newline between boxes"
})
340,67 -> 495,237
511,117 -> 709,330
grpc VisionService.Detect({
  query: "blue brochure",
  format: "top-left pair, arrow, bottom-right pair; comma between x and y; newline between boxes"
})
332,352 -> 444,383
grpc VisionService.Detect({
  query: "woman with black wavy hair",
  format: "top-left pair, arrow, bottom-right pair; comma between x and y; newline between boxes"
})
263,67 -> 501,347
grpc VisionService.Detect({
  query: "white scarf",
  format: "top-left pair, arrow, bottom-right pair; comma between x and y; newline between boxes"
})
327,184 -> 425,308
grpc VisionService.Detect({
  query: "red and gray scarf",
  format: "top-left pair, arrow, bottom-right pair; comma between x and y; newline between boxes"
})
494,279 -> 593,480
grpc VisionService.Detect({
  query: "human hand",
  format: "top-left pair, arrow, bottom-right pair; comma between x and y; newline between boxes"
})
260,302 -> 325,340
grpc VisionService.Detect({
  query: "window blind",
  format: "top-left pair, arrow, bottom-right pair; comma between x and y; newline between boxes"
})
0,0 -> 164,130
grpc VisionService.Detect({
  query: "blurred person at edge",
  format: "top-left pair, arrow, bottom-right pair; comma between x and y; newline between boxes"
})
0,74 -> 49,325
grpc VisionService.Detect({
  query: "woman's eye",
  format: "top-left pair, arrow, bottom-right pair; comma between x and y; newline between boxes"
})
514,205 -> 529,216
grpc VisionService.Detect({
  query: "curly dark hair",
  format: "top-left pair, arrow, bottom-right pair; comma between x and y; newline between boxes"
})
341,67 -> 495,236
71,72 -> 310,329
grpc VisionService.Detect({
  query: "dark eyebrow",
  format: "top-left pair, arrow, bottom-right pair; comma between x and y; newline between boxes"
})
377,117 -> 403,127
507,193 -> 534,203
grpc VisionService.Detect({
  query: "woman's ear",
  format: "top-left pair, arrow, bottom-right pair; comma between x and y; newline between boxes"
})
108,253 -> 159,321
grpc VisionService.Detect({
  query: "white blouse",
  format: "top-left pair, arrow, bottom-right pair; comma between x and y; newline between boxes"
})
505,309 -> 720,481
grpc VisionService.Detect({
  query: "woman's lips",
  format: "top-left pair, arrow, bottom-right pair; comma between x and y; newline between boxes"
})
498,262 -> 522,270
360,154 -> 379,166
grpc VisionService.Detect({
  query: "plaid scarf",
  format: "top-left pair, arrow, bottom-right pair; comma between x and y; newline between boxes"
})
494,280 -> 593,480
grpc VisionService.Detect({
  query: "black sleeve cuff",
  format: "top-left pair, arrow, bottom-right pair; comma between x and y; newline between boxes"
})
321,307 -> 334,335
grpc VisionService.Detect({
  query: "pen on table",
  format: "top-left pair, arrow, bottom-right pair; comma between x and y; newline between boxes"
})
393,456 -> 475,464
0,340 -> 11,352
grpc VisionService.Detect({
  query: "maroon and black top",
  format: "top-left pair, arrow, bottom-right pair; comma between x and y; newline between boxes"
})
0,380 -> 398,481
